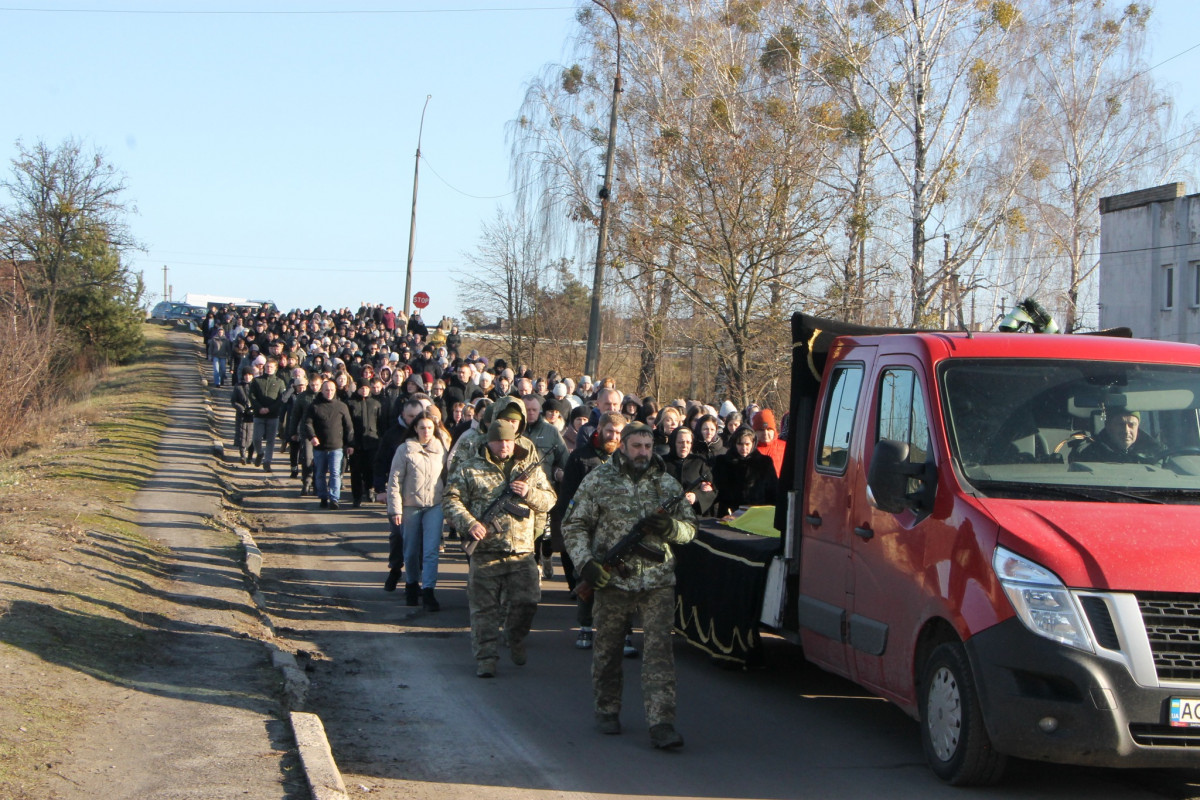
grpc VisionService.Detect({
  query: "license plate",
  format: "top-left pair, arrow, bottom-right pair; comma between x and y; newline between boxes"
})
1169,697 -> 1200,727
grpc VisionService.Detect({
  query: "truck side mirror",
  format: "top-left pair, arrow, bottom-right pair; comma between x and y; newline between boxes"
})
868,439 -> 935,515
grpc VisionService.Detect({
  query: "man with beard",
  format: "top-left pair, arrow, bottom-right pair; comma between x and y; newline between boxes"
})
556,411 -> 625,650
562,422 -> 696,750
442,414 -> 555,678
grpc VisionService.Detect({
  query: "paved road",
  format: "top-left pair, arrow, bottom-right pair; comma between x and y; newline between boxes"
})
221,408 -> 1200,799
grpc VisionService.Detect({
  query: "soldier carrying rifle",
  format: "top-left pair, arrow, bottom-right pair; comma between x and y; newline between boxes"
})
443,397 -> 556,678
562,421 -> 697,750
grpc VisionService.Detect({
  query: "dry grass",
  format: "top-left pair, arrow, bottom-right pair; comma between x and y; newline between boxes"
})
0,322 -> 177,796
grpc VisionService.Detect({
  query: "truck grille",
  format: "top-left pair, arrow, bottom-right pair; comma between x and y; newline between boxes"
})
1129,723 -> 1200,747
1138,593 -> 1200,682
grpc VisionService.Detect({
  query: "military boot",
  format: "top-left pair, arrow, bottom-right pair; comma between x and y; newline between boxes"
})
649,723 -> 684,750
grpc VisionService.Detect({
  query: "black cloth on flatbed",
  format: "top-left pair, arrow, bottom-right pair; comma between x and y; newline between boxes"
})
673,519 -> 781,666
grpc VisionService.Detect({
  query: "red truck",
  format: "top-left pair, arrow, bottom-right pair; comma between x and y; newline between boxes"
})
761,313 -> 1200,784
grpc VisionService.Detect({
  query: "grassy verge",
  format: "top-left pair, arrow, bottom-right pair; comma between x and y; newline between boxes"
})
0,323 -> 180,797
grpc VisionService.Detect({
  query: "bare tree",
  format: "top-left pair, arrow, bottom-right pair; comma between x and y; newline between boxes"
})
1015,0 -> 1194,331
458,207 -> 548,368
0,138 -> 139,328
848,1 -> 1028,325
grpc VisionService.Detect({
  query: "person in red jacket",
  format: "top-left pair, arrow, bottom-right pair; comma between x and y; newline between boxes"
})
753,408 -> 785,477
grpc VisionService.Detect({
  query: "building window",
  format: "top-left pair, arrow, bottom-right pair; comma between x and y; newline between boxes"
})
1191,262 -> 1200,308
1164,264 -> 1175,310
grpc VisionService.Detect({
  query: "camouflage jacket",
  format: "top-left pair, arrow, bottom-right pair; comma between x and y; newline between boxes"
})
442,440 -> 556,556
562,450 -> 697,592
448,426 -> 484,477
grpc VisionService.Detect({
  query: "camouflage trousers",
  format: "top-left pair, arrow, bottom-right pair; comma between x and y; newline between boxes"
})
467,551 -> 541,664
592,584 -> 676,726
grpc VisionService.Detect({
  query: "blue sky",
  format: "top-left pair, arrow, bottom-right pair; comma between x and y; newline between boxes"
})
2,0 -> 1197,321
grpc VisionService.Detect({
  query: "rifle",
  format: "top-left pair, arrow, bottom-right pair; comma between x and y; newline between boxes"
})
575,478 -> 701,602
461,450 -> 553,556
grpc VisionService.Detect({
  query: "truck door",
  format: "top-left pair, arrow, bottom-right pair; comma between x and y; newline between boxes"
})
849,359 -> 934,706
798,351 -> 872,678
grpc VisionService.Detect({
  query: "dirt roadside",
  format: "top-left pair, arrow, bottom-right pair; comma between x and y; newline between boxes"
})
0,327 -> 305,800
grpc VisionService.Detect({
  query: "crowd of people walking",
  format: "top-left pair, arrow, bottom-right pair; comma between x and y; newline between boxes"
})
203,301 -> 787,750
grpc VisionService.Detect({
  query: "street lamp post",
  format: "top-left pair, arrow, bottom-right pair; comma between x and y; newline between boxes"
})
403,95 -> 432,319
583,0 -> 622,378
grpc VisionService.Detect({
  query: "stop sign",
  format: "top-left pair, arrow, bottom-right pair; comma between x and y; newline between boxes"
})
413,291 -> 430,309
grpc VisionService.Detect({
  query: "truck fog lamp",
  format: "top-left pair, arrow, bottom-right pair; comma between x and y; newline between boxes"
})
994,547 -> 1095,653
1038,716 -> 1059,733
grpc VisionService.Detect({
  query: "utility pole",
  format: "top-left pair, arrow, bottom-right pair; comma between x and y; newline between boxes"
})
583,0 -> 622,378
403,95 -> 432,319
163,265 -> 169,302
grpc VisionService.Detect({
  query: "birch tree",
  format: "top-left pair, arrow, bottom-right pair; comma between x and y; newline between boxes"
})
1017,0 -> 1192,331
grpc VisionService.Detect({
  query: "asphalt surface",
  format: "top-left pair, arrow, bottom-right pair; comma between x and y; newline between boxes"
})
218,382 -> 1200,799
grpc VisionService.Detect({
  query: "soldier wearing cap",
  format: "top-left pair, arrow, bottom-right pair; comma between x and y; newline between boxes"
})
442,398 -> 556,678
561,421 -> 696,750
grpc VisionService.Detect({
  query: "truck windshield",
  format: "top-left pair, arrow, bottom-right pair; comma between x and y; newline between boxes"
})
941,359 -> 1200,502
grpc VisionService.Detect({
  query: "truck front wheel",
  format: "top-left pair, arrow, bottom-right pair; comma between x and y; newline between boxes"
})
919,641 -> 1007,785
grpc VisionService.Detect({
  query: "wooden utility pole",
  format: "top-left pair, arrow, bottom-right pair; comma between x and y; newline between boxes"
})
404,95 -> 432,319
583,0 -> 622,378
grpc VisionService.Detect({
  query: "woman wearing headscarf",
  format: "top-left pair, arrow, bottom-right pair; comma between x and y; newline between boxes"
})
719,410 -> 744,449
692,413 -> 727,464
712,426 -> 778,517
663,426 -> 716,517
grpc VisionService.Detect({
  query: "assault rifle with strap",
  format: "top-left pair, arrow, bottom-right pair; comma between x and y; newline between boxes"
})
461,450 -> 553,556
575,478 -> 701,601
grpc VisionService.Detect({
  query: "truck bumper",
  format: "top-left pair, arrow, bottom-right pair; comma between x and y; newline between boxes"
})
966,618 -> 1200,768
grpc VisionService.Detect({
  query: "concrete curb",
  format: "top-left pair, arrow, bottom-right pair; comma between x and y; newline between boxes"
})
267,641 -> 311,711
290,712 -> 349,800
210,401 -> 339,793
233,525 -> 263,579
195,342 -> 346,800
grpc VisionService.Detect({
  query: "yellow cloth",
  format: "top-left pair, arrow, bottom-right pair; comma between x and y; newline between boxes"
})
720,505 -> 780,538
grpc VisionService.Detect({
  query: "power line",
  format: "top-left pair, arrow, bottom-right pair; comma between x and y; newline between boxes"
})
0,4 -> 573,14
134,259 -> 454,273
419,155 -> 522,200
144,250 -> 463,264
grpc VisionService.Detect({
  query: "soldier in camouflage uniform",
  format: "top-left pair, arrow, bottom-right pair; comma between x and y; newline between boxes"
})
562,422 -> 696,750
443,398 -> 555,678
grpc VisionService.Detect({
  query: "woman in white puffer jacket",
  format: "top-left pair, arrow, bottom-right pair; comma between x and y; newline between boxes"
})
386,412 -> 449,610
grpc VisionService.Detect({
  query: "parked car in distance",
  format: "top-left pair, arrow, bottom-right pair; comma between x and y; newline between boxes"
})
150,301 -> 205,322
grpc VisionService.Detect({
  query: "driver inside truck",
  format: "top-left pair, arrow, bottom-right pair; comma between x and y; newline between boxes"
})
1073,406 -> 1163,464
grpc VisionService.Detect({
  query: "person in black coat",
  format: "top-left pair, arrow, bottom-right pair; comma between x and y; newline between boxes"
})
302,379 -> 355,510
712,426 -> 778,517
347,382 -> 383,507
663,426 -> 717,517
230,366 -> 257,464
692,413 -> 727,464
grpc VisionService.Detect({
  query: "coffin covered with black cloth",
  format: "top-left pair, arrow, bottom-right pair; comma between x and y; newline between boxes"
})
673,519 -> 781,666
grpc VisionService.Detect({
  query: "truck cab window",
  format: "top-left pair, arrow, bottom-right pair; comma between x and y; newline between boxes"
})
817,364 -> 863,470
878,368 -> 932,495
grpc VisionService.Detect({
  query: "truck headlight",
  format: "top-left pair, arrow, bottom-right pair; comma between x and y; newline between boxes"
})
993,547 -> 1094,653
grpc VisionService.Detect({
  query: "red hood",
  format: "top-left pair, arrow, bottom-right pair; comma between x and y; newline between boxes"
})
977,498 -> 1200,593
